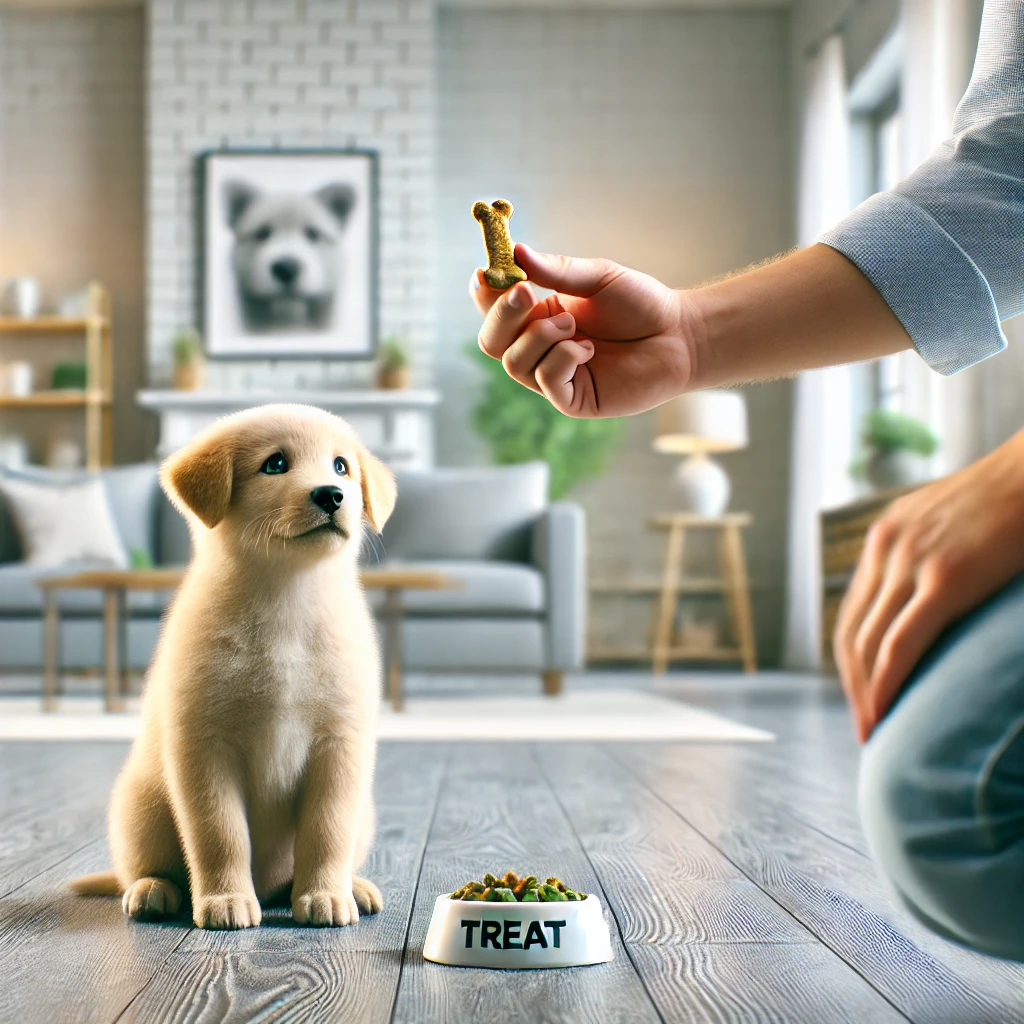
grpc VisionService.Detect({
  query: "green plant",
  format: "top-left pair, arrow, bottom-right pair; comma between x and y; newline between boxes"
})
171,328 -> 203,366
467,343 -> 623,499
378,335 -> 409,372
129,547 -> 153,570
51,361 -> 87,390
851,408 -> 938,477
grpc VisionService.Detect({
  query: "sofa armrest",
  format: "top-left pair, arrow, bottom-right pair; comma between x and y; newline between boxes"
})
531,501 -> 587,670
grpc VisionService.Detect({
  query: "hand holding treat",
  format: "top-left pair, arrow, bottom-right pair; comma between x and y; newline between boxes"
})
472,241 -> 697,419
472,200 -> 528,290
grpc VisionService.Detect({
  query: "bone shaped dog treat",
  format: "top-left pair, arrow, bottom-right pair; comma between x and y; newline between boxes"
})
473,199 -> 528,290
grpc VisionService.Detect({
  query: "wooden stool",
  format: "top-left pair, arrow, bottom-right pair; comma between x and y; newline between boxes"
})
650,513 -> 757,674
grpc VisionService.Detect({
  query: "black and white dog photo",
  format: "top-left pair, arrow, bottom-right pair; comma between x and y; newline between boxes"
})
224,180 -> 355,333
201,150 -> 376,359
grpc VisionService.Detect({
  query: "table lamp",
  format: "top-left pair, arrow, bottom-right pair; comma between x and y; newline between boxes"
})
653,390 -> 748,516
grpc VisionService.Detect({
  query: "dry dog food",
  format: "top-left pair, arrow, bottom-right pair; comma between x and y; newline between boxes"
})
450,871 -> 587,902
472,199 -> 528,290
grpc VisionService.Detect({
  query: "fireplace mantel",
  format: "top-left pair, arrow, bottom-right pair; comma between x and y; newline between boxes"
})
137,389 -> 441,469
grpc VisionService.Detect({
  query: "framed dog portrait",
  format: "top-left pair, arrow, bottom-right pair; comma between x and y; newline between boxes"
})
200,149 -> 377,359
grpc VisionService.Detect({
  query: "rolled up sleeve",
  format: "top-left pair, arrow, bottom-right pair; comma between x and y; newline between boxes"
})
819,1 -> 1024,375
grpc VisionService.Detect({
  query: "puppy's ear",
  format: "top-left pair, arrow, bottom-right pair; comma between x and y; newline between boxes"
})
359,449 -> 396,534
223,181 -> 259,228
316,183 -> 356,226
160,432 -> 235,530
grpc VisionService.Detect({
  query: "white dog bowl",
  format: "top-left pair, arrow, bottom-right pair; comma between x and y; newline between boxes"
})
422,893 -> 613,969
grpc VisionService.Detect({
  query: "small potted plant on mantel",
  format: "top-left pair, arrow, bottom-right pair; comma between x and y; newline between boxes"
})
172,328 -> 205,391
852,408 -> 938,491
376,336 -> 409,390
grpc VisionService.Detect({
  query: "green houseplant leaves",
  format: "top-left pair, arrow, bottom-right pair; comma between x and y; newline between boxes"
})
468,344 -> 623,499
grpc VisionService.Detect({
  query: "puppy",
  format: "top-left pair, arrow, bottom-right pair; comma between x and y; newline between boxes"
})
224,181 -> 355,333
70,404 -> 396,929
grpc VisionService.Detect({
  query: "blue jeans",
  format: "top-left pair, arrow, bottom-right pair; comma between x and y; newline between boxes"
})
860,572 -> 1024,960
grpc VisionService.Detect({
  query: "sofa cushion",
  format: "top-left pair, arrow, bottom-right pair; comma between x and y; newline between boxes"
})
0,562 -> 171,615
0,474 -> 128,568
366,560 -> 544,615
0,463 -> 161,565
382,462 -> 549,563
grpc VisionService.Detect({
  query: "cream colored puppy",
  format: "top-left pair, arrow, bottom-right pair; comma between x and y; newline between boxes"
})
71,404 -> 396,929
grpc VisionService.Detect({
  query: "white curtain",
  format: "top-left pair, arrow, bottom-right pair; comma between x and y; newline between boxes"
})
783,35 -> 855,671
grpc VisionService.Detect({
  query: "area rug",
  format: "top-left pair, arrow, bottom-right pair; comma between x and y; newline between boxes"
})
0,690 -> 772,743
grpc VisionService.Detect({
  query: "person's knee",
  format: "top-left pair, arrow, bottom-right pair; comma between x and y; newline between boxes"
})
859,647 -> 1024,960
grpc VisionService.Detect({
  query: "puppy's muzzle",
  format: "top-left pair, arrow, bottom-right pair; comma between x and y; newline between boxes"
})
311,486 -> 344,515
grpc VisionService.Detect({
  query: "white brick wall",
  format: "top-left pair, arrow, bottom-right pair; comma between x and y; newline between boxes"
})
146,0 -> 436,390
436,8 -> 794,664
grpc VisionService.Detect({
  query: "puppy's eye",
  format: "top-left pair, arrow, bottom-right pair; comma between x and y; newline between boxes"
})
334,456 -> 349,477
253,225 -> 272,242
260,453 -> 288,475
305,226 -> 322,243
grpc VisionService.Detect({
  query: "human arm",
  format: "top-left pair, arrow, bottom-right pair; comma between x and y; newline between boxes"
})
821,0 -> 1023,375
472,241 -> 912,416
834,427 -> 1024,743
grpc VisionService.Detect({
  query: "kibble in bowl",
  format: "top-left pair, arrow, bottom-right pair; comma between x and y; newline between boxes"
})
450,871 -> 588,903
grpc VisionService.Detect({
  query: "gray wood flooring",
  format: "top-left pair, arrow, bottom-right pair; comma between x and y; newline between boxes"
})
2,676 -> 1023,1023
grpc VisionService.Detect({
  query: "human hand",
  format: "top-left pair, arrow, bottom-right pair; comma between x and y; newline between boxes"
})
834,430 -> 1024,742
471,244 -> 697,418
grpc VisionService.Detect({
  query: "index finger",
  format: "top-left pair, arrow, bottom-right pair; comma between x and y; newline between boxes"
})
469,268 -> 505,316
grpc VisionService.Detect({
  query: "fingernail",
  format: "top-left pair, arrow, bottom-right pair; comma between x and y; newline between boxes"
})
552,312 -> 573,330
507,284 -> 526,309
470,271 -> 481,291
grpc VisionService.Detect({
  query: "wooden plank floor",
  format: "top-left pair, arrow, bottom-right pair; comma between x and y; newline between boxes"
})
2,676 -> 1024,1023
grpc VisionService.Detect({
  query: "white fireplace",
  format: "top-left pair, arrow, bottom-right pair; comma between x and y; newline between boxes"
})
137,389 -> 441,469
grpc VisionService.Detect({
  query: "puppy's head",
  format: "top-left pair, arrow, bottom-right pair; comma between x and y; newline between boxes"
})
224,182 -> 355,302
160,404 -> 395,565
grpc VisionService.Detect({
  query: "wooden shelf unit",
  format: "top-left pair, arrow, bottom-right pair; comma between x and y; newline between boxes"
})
0,282 -> 112,469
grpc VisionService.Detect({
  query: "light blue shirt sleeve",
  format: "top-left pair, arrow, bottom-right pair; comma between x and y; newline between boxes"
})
819,0 -> 1024,375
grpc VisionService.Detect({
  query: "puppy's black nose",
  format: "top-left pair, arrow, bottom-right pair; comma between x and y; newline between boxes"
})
271,257 -> 301,286
311,485 -> 343,515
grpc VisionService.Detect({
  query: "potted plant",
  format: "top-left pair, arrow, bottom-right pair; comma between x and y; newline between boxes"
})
172,328 -> 205,390
852,409 -> 938,490
468,344 -> 623,499
377,336 -> 409,390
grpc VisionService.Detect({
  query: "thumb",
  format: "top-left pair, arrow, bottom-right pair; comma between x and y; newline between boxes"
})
515,244 -> 616,297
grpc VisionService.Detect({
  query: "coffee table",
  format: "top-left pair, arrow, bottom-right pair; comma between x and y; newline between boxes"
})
36,566 -> 456,713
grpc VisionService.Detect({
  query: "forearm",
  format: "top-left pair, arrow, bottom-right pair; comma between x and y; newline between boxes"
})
683,243 -> 913,389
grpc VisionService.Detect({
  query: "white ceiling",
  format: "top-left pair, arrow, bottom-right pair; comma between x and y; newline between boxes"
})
0,0 -> 140,9
1,0 -> 790,9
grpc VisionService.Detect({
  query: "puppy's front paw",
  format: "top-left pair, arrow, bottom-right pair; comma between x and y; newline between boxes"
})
122,877 -> 182,921
293,889 -> 360,927
352,876 -> 383,916
193,892 -> 261,929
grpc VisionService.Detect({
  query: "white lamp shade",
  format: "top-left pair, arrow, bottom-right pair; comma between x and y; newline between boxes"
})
653,390 -> 748,454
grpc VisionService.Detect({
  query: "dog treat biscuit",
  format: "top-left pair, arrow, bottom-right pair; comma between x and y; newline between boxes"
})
450,870 -> 587,901
473,199 -> 528,290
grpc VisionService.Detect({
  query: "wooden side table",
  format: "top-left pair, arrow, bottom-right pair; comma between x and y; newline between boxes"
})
650,513 -> 757,674
37,568 -> 185,713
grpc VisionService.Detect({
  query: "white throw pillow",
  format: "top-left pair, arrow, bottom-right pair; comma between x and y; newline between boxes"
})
0,474 -> 129,568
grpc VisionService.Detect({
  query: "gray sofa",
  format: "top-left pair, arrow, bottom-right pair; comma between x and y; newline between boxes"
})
0,460 -> 585,692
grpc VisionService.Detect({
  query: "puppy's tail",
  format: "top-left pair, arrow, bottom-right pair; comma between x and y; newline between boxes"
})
69,870 -> 122,897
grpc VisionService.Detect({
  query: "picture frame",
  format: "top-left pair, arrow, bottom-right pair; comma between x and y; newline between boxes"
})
198,149 -> 378,360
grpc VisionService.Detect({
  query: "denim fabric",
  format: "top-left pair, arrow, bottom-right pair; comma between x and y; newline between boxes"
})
819,0 -> 1024,376
859,572 -> 1024,961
